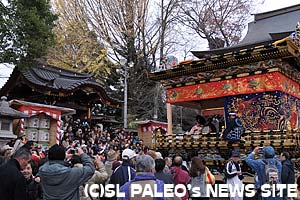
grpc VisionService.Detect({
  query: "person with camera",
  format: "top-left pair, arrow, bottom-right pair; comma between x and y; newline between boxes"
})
246,146 -> 282,200
39,144 -> 95,200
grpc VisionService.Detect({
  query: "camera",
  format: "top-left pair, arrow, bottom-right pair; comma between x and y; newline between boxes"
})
70,149 -> 78,154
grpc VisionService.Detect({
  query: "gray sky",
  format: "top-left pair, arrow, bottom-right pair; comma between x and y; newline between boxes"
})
1,0 -> 300,88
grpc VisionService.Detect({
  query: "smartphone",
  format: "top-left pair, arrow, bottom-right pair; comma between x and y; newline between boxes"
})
70,149 -> 78,154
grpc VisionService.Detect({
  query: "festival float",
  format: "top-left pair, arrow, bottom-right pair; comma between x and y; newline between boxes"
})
149,5 -> 300,178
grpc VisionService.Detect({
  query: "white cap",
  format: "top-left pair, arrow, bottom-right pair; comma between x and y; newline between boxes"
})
156,152 -> 162,159
122,149 -> 136,160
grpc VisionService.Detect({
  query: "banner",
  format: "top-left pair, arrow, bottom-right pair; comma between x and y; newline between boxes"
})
225,91 -> 300,131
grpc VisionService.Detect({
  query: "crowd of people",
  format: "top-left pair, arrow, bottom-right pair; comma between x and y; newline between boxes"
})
0,118 -> 298,200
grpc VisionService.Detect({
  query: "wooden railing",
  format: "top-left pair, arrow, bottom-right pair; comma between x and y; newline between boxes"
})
154,131 -> 300,150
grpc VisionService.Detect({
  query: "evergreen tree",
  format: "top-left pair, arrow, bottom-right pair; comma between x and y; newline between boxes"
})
0,0 -> 57,68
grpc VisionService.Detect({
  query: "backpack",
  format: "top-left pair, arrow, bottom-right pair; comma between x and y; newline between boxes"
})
263,160 -> 280,186
225,118 -> 244,142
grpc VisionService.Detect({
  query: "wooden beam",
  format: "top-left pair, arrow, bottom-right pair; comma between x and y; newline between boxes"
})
167,103 -> 173,135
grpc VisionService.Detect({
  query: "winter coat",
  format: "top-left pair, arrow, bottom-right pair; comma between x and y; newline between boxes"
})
75,161 -> 109,200
0,159 -> 28,200
39,153 -> 95,200
26,177 -> 42,200
119,173 -> 166,200
281,159 -> 295,197
245,149 -> 282,200
155,171 -> 174,184
172,166 -> 191,200
109,161 -> 136,187
281,159 -> 295,184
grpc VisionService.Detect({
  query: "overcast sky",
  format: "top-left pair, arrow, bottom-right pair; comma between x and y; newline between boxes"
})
1,0 -> 300,88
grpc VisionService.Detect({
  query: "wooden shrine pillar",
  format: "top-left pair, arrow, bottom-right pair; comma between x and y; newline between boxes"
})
167,103 -> 173,135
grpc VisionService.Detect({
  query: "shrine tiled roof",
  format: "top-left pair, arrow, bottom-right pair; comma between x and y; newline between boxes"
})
21,64 -> 98,90
0,63 -> 120,106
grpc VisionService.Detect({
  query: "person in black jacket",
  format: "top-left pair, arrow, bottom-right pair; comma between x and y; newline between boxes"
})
21,161 -> 42,200
154,158 -> 174,184
222,112 -> 244,142
280,152 -> 295,200
0,147 -> 31,200
110,149 -> 136,199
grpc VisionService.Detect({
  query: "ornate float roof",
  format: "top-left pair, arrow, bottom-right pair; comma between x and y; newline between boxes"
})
149,4 -> 300,84
193,4 -> 300,58
0,63 -> 120,107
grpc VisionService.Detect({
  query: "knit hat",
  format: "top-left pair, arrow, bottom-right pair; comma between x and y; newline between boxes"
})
48,144 -> 65,161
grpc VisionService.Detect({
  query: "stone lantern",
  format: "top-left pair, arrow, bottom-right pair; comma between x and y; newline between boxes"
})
0,96 -> 28,143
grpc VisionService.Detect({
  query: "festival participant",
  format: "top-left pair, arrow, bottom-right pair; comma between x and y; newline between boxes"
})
21,161 -> 42,200
39,144 -> 95,200
12,134 -> 28,153
155,158 -> 174,184
189,157 -> 209,200
172,156 -> 191,200
0,147 -> 31,200
222,112 -> 244,142
190,115 -> 207,134
246,146 -> 282,200
109,148 -> 136,187
280,152 -> 295,200
105,150 -> 119,178
0,144 -> 13,166
73,155 -> 108,200
120,155 -> 166,200
225,150 -> 243,200
66,125 -> 75,140
61,132 -> 71,149
164,157 -> 172,173
148,149 -> 159,160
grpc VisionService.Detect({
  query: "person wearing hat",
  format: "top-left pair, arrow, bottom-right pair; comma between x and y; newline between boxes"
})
39,144 -> 95,200
0,145 -> 13,165
246,146 -> 282,200
109,149 -> 136,194
225,150 -> 243,200
222,112 -> 244,142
